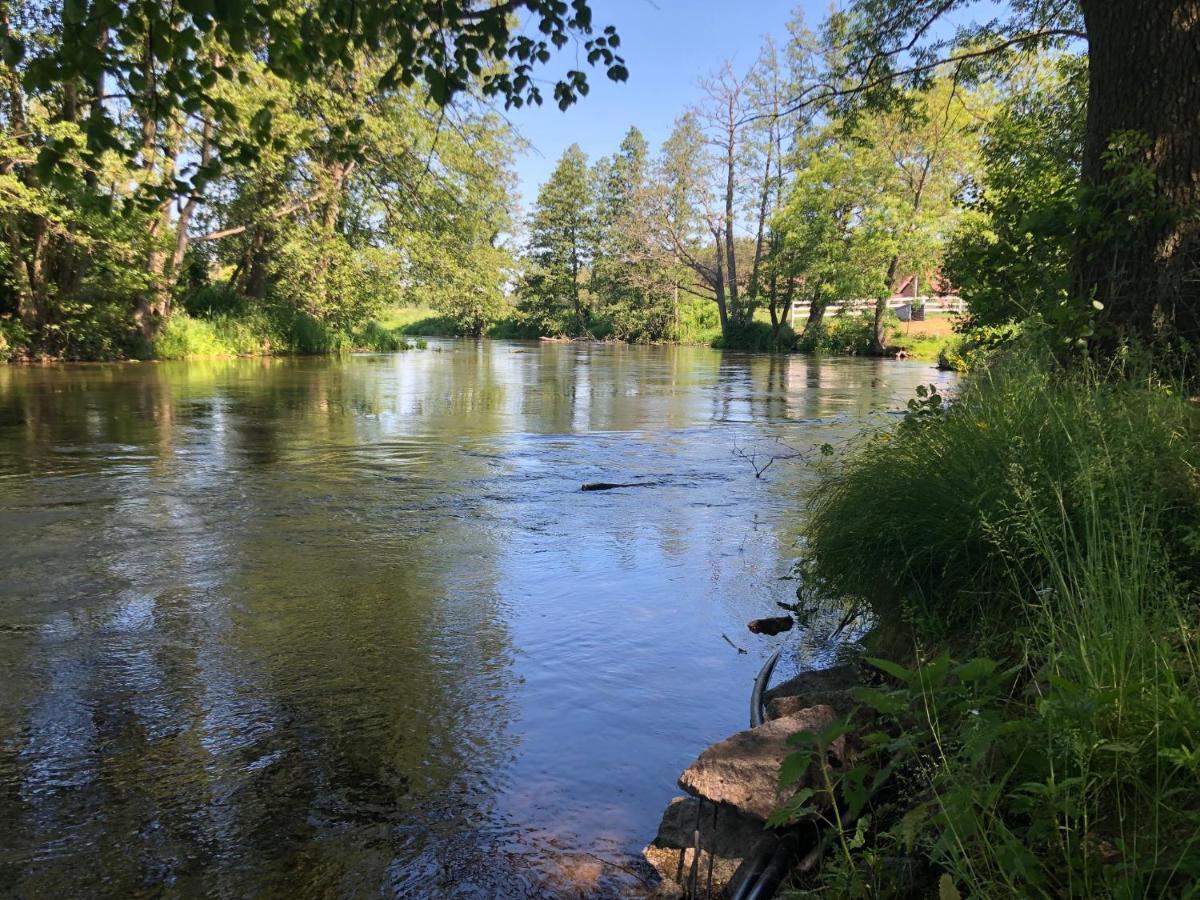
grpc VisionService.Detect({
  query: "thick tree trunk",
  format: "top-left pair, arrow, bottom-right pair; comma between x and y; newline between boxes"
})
803,286 -> 826,339
1078,0 -> 1200,349
870,256 -> 901,355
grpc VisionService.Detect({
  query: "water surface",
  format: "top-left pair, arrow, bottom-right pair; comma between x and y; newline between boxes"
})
0,341 -> 954,897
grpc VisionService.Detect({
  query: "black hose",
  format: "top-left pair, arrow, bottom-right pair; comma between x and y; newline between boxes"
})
750,648 -> 782,728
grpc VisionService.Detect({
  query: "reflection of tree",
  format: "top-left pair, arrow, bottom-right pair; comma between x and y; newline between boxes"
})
0,355 -> 517,895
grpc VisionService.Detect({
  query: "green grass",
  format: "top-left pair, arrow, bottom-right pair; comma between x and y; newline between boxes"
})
793,342 -> 1200,896
154,310 -> 417,359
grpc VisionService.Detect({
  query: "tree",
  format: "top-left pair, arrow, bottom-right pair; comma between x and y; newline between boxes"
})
591,127 -> 676,341
854,76 -> 984,352
775,124 -> 898,341
520,144 -> 595,335
9,0 -> 626,187
820,0 -> 1200,353
944,54 -> 1087,329
697,62 -> 755,328
657,112 -> 732,334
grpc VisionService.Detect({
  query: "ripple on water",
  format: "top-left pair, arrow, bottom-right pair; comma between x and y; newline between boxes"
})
0,344 -> 954,896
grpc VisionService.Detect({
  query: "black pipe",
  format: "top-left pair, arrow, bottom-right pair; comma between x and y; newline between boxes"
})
750,648 -> 782,728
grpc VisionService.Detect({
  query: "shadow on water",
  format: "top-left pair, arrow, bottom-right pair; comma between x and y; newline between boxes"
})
0,343 -> 955,897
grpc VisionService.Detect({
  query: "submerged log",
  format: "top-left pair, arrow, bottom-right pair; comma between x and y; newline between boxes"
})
581,481 -> 662,492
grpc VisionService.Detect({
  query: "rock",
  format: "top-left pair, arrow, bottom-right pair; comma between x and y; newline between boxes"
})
678,706 -> 845,821
763,665 -> 860,719
651,796 -> 765,857
643,797 -> 768,897
747,616 -> 794,636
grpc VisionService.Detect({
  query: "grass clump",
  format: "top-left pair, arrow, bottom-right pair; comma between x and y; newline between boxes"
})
154,310 -> 414,359
785,342 -> 1200,896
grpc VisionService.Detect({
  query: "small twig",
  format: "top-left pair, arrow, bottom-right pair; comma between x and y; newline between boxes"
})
732,440 -> 807,479
722,633 -> 749,655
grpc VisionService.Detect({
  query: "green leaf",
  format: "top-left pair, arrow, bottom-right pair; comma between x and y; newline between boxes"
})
939,874 -> 962,900
955,657 -> 997,683
866,656 -> 915,685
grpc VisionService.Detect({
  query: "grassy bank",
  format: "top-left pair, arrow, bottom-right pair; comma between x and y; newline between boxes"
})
783,343 -> 1200,896
154,310 -> 428,359
374,302 -> 959,358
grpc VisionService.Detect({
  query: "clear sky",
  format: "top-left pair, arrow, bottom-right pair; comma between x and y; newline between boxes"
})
504,0 -> 828,209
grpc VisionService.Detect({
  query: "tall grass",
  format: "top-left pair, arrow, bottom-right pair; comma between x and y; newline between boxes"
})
797,342 -> 1200,895
154,310 -> 413,359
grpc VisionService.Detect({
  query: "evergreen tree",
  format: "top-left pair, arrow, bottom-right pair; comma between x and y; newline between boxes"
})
519,144 -> 595,335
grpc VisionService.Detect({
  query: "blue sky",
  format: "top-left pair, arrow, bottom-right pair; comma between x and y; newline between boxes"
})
504,0 -> 827,208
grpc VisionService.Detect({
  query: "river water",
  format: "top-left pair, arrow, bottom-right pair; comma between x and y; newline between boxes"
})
0,341 -> 954,897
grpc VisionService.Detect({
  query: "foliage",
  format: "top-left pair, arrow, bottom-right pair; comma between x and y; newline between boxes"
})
18,0 -> 625,192
936,321 -> 1023,371
1,1 -> 538,360
945,55 -> 1086,330
786,345 -> 1200,896
796,311 -> 898,355
805,343 -> 1200,641
518,144 -> 595,335
713,320 -> 796,353
154,308 -> 410,359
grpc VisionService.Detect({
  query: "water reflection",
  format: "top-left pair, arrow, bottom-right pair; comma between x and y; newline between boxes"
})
0,343 -> 954,896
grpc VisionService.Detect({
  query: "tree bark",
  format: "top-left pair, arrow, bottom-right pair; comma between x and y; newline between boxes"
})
1078,0 -> 1200,350
713,232 -> 728,333
870,256 -> 901,355
723,122 -> 739,322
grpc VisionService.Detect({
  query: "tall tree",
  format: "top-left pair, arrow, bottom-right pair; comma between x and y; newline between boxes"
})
657,112 -> 731,334
520,144 -> 595,335
592,127 -> 675,341
822,0 -> 1200,353
698,62 -> 754,326
856,76 -> 984,352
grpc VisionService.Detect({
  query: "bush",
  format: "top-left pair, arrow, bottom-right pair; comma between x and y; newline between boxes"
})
790,344 -> 1200,896
936,322 -> 1023,371
153,309 -> 416,358
806,345 -> 1200,640
676,300 -> 721,345
713,319 -> 796,352
797,310 -> 896,355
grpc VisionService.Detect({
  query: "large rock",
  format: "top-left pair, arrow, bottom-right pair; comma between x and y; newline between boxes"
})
643,797 -> 770,898
763,665 -> 860,719
678,706 -> 845,821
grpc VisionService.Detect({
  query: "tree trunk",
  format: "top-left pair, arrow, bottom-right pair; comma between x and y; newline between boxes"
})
1078,0 -> 1200,350
803,285 -> 826,339
713,233 -> 729,334
748,144 -> 773,303
870,256 -> 900,355
723,131 -> 739,322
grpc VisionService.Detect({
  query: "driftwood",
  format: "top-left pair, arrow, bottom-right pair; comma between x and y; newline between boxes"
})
581,481 -> 663,492
747,616 -> 794,636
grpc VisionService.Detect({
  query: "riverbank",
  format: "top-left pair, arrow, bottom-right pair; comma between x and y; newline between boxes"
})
385,305 -> 958,361
655,339 -> 1200,896
0,301 -> 956,363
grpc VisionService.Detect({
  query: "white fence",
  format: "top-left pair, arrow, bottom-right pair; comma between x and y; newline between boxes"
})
791,295 -> 965,319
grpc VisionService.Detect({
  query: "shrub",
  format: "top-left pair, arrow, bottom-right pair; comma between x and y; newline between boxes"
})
936,322 -> 1023,371
713,319 -> 796,352
806,345 -> 1200,641
797,310 -> 896,355
154,313 -> 226,359
790,344 -> 1200,896
676,300 -> 721,345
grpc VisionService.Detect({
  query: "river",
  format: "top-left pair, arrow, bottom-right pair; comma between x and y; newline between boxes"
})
0,341 -> 955,897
